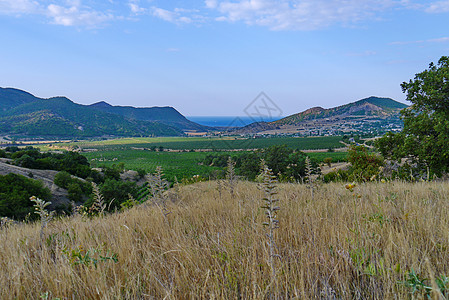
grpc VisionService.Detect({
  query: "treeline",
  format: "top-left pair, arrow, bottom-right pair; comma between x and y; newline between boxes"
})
0,173 -> 51,220
203,145 -> 320,181
1,146 -> 91,179
1,147 -> 141,220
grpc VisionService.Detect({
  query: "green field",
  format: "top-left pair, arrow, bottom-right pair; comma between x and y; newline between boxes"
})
84,150 -> 225,182
47,136 -> 348,181
68,136 -> 344,151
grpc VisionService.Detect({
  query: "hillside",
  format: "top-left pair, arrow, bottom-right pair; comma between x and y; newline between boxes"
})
0,88 -> 38,111
1,180 -> 448,298
0,88 -> 192,138
274,96 -> 407,125
234,96 -> 408,135
0,159 -> 70,207
89,101 -> 209,131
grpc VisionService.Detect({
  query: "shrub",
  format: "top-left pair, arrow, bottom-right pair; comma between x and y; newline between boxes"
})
348,145 -> 383,182
0,173 -> 51,220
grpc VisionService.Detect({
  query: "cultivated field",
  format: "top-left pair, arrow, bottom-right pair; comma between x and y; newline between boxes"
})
1,180 -> 448,299
62,136 -> 345,151
44,136 -> 348,181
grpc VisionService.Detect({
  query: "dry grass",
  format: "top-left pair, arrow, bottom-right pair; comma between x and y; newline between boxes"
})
1,180 -> 449,299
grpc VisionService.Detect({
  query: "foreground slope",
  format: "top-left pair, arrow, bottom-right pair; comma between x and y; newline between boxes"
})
1,180 -> 448,299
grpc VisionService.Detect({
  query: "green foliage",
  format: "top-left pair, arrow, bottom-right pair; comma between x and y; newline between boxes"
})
399,269 -> 449,298
62,245 -> 118,268
0,174 -> 51,220
53,171 -> 73,189
322,169 -> 350,183
78,136 -> 344,152
54,171 -> 92,203
85,179 -> 138,211
323,157 -> 333,168
0,92 -> 183,137
10,147 -> 91,178
347,145 -> 383,182
376,56 -> 449,177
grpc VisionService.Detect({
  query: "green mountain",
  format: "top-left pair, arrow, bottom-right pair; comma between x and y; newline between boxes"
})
0,88 -> 185,138
232,96 -> 408,135
274,96 -> 408,125
89,101 -> 208,131
0,88 -> 38,111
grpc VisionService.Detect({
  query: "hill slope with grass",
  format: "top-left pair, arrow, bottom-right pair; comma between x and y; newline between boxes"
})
1,180 -> 448,298
234,96 -> 407,135
274,96 -> 407,125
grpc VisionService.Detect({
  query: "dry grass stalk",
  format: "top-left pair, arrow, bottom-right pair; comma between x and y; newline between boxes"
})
89,182 -> 106,216
146,166 -> 171,221
225,156 -> 238,198
30,196 -> 54,241
259,160 -> 280,283
1,180 -> 449,298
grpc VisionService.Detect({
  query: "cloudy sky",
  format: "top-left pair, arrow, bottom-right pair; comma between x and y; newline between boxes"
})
1,0 -> 448,116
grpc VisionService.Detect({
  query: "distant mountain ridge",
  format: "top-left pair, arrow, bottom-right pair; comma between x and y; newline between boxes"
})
89,101 -> 206,131
0,88 -> 208,138
233,96 -> 408,135
274,96 -> 407,126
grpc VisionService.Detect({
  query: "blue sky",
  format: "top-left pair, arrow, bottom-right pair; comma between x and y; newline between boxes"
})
1,0 -> 448,116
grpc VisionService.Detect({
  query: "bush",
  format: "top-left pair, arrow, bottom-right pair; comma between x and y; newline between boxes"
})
0,173 -> 51,220
348,145 -> 383,182
54,171 -> 92,203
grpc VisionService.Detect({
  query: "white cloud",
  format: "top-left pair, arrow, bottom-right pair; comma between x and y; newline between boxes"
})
151,6 -> 205,24
205,0 -> 400,30
425,0 -> 449,12
0,0 -> 114,27
128,0 -> 146,15
0,0 -> 41,15
2,0 -> 449,30
151,7 -> 176,22
205,0 -> 218,9
47,3 -> 114,27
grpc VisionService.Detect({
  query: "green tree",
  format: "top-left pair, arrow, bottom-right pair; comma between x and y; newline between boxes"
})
0,173 -> 51,220
376,56 -> 449,177
348,145 -> 383,182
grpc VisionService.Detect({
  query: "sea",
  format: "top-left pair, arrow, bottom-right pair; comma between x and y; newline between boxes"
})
187,116 -> 282,128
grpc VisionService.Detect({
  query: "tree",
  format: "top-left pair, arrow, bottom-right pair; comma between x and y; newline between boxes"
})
376,56 -> 449,177
348,145 -> 383,181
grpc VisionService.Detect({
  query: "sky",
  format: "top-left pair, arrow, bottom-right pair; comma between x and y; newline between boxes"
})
0,0 -> 449,117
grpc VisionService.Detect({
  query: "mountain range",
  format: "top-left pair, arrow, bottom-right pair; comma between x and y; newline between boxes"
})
0,88 -> 408,139
232,96 -> 408,135
0,88 -> 209,138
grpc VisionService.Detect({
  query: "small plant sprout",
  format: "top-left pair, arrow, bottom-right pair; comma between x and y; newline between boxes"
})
259,160 -> 280,280
30,196 -> 54,240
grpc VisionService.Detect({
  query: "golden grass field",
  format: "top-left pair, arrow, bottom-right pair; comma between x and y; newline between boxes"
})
1,180 -> 449,299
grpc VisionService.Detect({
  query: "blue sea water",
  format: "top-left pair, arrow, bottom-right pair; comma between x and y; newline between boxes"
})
187,116 -> 282,127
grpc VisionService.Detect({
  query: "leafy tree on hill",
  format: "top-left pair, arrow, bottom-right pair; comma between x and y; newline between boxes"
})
348,145 -> 383,181
10,147 -> 91,179
376,56 -> 449,177
0,173 -> 51,220
203,145 -> 317,181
